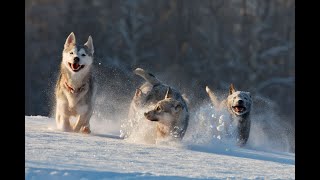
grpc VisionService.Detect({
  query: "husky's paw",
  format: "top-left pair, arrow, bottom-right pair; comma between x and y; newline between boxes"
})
80,126 -> 91,134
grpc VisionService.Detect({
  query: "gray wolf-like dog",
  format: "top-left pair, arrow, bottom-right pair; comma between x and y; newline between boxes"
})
206,84 -> 252,146
55,32 -> 96,134
123,68 -> 189,142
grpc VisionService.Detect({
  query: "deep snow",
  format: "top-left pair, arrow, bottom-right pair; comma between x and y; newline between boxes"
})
25,115 -> 294,179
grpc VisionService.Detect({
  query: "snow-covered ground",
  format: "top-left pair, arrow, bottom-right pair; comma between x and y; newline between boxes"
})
25,115 -> 294,179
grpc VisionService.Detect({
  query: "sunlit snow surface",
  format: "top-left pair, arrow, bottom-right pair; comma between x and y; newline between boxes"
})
25,115 -> 294,180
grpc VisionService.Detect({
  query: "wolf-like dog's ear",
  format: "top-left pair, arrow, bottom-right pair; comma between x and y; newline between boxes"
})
173,102 -> 182,113
134,88 -> 142,97
84,35 -> 94,54
64,32 -> 76,49
229,84 -> 236,95
165,87 -> 173,99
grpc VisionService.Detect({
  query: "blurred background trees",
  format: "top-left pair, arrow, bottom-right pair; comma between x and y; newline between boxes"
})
25,0 -> 294,152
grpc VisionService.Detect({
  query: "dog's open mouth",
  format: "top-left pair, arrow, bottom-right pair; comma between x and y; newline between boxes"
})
69,63 -> 85,72
146,117 -> 159,121
144,112 -> 159,121
144,115 -> 159,121
232,105 -> 246,113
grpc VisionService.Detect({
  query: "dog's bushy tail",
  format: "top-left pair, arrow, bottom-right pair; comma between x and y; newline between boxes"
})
182,93 -> 190,106
206,86 -> 220,108
134,68 -> 161,85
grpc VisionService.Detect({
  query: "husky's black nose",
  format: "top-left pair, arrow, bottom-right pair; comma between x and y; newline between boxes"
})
238,100 -> 244,104
73,57 -> 80,63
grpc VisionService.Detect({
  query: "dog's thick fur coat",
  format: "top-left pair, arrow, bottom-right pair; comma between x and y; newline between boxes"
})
206,84 -> 252,146
55,32 -> 96,133
125,68 -> 189,141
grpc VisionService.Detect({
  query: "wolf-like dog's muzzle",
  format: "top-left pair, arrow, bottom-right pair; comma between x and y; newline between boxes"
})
232,100 -> 247,113
144,111 -> 158,121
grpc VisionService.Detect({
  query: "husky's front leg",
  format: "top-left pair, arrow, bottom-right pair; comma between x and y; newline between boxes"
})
55,101 -> 72,132
237,117 -> 251,147
56,114 -> 72,132
73,111 -> 92,134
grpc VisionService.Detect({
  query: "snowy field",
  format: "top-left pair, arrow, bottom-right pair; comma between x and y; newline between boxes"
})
25,115 -> 294,180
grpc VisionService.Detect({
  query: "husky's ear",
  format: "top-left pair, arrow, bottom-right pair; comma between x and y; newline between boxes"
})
84,35 -> 94,54
165,87 -> 173,99
64,32 -> 76,49
229,83 -> 236,95
173,102 -> 182,113
134,88 -> 142,97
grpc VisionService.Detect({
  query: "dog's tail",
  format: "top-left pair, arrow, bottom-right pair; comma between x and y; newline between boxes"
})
134,68 -> 161,85
182,93 -> 190,106
206,85 -> 220,108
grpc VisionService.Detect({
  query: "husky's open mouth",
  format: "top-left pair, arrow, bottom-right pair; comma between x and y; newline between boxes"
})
69,63 -> 85,72
232,105 -> 246,113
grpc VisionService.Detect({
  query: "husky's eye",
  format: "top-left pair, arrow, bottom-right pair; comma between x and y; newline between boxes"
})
70,52 -> 73,55
81,54 -> 86,57
156,106 -> 161,111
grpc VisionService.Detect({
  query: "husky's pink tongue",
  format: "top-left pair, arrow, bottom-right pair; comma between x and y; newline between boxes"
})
235,106 -> 244,112
72,63 -> 80,70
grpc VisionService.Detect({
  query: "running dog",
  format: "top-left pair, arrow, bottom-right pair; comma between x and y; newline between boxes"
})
55,32 -> 96,134
123,68 -> 189,141
144,87 -> 189,141
206,84 -> 252,146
